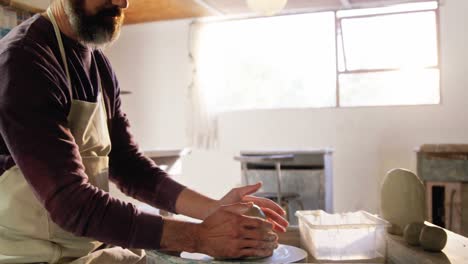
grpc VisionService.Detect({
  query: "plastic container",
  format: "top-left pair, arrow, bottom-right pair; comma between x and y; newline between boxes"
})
295,210 -> 389,261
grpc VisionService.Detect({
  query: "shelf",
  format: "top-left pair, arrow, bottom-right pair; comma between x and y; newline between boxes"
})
121,90 -> 132,95
1,0 -> 48,13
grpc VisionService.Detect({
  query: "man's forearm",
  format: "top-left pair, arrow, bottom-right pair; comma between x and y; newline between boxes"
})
109,110 -> 187,214
175,188 -> 220,220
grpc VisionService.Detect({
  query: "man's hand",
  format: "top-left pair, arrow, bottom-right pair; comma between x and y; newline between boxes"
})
195,203 -> 278,259
209,183 -> 289,233
166,184 -> 287,257
174,183 -> 289,232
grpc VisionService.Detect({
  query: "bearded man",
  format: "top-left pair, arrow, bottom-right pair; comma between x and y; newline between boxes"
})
0,0 -> 288,263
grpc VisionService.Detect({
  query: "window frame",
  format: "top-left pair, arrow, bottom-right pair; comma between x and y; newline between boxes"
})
191,1 -> 442,111
334,4 -> 441,107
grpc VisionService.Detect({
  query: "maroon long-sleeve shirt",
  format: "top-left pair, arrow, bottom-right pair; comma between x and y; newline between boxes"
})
0,14 -> 186,249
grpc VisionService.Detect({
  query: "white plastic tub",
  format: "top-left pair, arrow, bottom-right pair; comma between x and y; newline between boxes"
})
295,210 -> 389,261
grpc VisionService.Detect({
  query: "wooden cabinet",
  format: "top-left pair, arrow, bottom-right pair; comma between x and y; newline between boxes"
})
0,1 -> 33,39
426,181 -> 468,237
417,144 -> 468,237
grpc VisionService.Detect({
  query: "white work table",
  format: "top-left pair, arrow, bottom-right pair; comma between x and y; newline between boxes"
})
387,225 -> 468,264
278,224 -> 468,263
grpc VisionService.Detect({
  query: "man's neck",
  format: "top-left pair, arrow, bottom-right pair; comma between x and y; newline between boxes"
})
42,0 -> 80,42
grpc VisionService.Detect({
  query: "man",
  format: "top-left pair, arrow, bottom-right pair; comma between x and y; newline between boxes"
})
0,0 -> 288,263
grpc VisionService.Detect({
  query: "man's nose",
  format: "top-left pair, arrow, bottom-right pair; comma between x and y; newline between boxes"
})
112,0 -> 129,9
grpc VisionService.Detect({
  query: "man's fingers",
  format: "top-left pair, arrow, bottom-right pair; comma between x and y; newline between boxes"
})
235,182 -> 262,197
238,248 -> 274,258
221,236 -> 279,258
240,228 -> 277,241
270,219 -> 287,233
222,202 -> 253,215
261,207 -> 289,231
242,195 -> 286,216
241,216 -> 273,230
238,239 -> 278,250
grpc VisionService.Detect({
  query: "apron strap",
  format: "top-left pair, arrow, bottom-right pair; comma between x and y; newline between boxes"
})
47,8 -> 72,89
46,8 -> 105,104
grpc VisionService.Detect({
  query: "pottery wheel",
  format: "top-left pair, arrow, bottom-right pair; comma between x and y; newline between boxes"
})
149,244 -> 307,263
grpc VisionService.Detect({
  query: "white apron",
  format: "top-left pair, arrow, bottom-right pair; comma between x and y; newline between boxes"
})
0,9 -> 146,264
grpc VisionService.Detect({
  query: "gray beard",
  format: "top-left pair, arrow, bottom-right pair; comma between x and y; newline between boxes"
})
64,0 -> 121,48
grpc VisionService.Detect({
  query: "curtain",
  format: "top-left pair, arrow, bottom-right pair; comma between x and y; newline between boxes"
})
187,22 -> 219,149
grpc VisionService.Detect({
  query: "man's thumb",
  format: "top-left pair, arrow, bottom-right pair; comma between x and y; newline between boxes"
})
237,182 -> 262,197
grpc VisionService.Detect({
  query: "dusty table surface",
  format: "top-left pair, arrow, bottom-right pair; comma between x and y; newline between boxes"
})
387,223 -> 468,264
147,244 -> 307,264
282,223 -> 468,264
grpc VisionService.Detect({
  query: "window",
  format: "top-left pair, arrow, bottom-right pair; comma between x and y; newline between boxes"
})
191,1 -> 440,113
192,12 -> 336,113
337,1 -> 440,106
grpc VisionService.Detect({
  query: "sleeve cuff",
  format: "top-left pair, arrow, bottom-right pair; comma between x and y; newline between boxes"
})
130,209 -> 164,249
154,176 -> 186,214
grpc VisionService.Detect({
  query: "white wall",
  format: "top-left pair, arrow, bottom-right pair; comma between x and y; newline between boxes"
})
106,20 -> 191,151
105,0 -> 468,214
